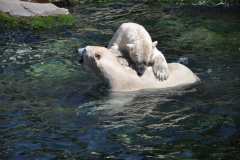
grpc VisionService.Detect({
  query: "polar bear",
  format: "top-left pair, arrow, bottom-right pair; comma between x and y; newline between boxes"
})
78,46 -> 200,92
107,22 -> 169,81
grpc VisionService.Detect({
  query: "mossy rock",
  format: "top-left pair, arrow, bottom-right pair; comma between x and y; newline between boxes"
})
0,12 -> 18,27
0,12 -> 75,29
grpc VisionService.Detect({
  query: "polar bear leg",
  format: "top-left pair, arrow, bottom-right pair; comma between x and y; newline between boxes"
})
108,45 -> 122,57
117,57 -> 129,67
151,48 -> 169,81
109,47 -> 129,67
152,55 -> 169,81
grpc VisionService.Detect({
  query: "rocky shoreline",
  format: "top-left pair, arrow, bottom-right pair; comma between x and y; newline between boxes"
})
0,0 -> 75,29
0,0 -> 70,17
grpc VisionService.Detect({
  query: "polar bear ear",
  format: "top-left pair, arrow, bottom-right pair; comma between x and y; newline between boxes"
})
126,44 -> 134,51
95,53 -> 101,60
152,41 -> 158,48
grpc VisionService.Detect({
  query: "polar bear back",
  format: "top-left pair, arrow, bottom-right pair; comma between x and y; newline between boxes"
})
140,64 -> 200,88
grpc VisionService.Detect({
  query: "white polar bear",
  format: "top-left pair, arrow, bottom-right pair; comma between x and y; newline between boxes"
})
107,22 -> 169,81
78,46 -> 200,92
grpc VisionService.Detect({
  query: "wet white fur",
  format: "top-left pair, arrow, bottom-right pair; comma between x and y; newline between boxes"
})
107,22 -> 169,81
78,46 -> 200,92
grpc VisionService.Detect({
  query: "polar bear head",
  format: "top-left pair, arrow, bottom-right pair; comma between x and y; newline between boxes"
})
126,40 -> 158,75
78,46 -> 128,86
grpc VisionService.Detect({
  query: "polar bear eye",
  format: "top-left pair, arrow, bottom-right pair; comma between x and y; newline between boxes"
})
95,53 -> 101,60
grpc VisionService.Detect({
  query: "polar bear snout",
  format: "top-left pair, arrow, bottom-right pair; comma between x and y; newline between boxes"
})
78,48 -> 86,56
78,48 -> 86,64
136,62 -> 147,76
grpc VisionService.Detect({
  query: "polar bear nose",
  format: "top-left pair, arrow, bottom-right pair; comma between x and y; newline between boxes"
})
136,62 -> 146,76
79,58 -> 84,64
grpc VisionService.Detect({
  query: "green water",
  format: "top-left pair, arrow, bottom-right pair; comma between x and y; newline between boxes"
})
0,2 -> 240,159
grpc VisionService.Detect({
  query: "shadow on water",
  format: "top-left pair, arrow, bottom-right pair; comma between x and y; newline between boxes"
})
0,1 -> 240,159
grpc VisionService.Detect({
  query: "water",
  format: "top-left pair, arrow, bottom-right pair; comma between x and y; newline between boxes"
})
1,2 -> 240,159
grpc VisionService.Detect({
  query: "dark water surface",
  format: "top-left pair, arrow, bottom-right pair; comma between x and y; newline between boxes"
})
1,2 -> 240,159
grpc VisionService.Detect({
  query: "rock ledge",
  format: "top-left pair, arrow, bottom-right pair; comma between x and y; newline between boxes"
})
0,0 -> 69,17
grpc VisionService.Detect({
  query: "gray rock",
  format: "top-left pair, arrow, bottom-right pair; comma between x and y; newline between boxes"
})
0,0 -> 69,17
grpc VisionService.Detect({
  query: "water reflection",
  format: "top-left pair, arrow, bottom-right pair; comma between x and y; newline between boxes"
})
74,87 -> 199,159
0,2 -> 240,159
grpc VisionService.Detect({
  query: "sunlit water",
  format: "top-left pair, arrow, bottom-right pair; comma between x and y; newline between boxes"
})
1,2 -> 240,159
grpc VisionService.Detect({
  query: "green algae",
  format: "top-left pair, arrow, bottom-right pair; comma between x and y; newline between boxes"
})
151,0 -> 239,3
30,14 -> 75,29
170,27 -> 239,52
48,38 -> 81,55
0,12 -> 75,29
25,58 -> 75,78
155,17 -> 186,31
204,20 -> 240,33
24,38 -> 83,79
0,13 -> 18,28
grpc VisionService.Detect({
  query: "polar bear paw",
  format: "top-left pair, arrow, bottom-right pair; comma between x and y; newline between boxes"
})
153,61 -> 169,81
117,57 -> 129,67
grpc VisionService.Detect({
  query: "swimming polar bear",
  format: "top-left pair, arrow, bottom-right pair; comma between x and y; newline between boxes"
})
107,22 -> 169,81
78,46 -> 200,92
